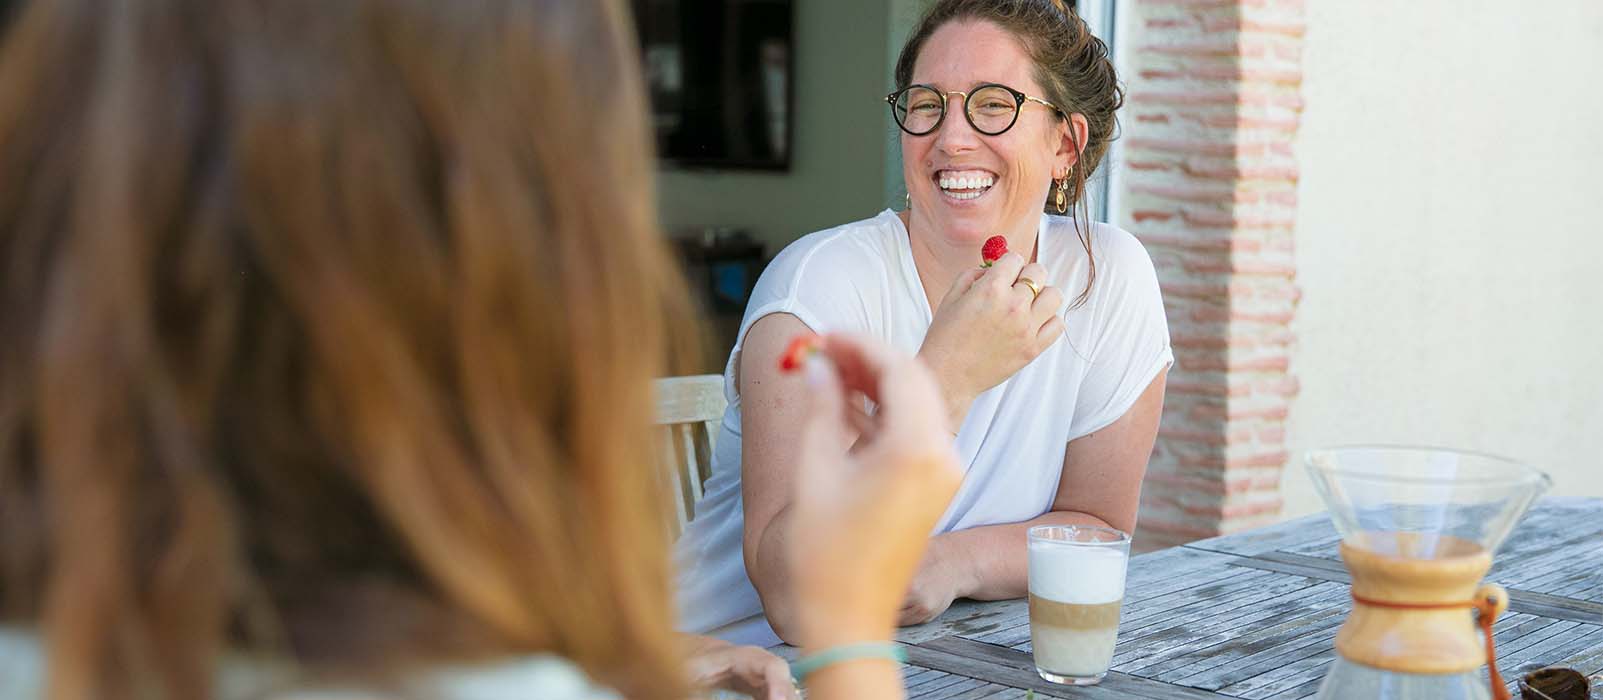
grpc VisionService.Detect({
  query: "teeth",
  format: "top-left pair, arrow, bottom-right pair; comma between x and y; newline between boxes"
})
937,171 -> 996,193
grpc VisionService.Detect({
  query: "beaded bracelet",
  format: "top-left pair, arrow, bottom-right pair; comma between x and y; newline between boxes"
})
789,641 -> 908,682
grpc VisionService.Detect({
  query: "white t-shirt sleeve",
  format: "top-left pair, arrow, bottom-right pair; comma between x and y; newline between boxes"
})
1068,228 -> 1173,441
723,228 -> 881,393
744,236 -> 874,336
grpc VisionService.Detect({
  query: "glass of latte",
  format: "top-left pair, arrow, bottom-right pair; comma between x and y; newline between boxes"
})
1026,525 -> 1129,685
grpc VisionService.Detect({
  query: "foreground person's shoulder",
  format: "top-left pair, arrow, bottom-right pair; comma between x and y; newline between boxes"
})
235,654 -> 620,700
421,655 -> 619,700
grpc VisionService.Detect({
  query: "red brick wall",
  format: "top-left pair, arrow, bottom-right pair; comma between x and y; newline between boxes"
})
1119,0 -> 1305,550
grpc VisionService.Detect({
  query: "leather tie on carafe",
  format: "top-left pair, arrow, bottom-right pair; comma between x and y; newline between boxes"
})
1350,584 -> 1511,700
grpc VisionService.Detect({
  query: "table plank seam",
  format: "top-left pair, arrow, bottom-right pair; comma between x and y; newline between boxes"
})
1236,550 -> 1603,623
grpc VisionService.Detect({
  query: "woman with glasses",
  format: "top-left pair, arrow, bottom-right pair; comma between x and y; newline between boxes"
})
677,0 -> 1172,647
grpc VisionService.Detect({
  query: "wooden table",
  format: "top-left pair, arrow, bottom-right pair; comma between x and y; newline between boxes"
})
855,497 -> 1603,699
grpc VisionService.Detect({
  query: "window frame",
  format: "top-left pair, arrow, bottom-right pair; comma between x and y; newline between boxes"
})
1074,0 -> 1124,224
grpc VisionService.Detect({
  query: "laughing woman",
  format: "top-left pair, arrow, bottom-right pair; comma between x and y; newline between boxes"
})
676,0 -> 1173,646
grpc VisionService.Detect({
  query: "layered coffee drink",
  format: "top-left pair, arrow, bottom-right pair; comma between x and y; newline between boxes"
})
1027,527 -> 1129,684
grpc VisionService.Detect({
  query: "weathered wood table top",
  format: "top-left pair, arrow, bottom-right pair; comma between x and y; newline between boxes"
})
827,497 -> 1603,699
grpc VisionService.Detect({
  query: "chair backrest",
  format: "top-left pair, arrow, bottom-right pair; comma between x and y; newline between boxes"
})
653,374 -> 728,538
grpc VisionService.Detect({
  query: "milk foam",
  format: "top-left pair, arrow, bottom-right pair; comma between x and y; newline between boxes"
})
1027,543 -> 1127,604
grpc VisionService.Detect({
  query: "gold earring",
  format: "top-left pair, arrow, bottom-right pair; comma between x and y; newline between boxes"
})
904,192 -> 911,210
1055,177 -> 1069,214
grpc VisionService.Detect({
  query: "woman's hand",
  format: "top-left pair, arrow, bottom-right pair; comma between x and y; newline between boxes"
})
786,334 -> 963,650
897,537 -> 973,626
917,252 -> 1066,425
683,636 -> 799,700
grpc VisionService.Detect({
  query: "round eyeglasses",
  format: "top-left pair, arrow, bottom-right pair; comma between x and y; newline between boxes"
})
885,83 -> 1063,137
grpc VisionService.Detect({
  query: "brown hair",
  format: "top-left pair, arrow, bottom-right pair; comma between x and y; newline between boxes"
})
0,0 -> 693,698
894,0 -> 1124,308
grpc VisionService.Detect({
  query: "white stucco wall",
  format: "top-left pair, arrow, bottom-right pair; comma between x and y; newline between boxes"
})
1284,1 -> 1603,517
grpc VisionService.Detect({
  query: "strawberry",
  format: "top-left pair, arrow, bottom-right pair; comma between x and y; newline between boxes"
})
981,235 -> 1008,267
778,334 -> 820,373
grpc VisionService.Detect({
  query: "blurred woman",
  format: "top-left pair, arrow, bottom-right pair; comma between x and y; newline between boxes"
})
0,0 -> 959,698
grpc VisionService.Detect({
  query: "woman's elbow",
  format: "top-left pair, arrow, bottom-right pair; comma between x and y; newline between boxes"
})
744,551 -> 804,644
763,602 -> 805,646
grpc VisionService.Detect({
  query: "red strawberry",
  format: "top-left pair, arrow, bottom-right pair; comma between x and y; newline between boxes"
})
981,235 -> 1008,267
778,334 -> 820,373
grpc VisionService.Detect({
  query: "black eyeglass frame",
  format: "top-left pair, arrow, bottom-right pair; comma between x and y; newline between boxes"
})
884,82 -> 1064,137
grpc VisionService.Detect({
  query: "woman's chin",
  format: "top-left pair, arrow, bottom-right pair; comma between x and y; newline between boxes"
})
927,201 -> 1022,238
933,221 -> 999,244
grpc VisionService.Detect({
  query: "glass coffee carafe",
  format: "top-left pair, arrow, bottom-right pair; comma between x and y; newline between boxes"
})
1306,446 -> 1551,700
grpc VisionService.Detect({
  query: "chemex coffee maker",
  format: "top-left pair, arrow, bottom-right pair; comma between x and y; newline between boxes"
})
1306,446 -> 1551,700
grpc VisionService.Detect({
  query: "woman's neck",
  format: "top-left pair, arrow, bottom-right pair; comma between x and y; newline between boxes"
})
899,209 -> 1039,314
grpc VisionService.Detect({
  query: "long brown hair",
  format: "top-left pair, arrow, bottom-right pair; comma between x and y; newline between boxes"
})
0,0 -> 692,698
894,0 -> 1124,308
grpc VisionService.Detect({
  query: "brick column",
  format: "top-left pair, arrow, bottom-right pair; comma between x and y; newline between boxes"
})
1118,0 -> 1305,550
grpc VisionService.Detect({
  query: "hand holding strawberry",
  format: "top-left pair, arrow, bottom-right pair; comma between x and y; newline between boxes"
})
787,334 -> 962,650
915,237 -> 1067,428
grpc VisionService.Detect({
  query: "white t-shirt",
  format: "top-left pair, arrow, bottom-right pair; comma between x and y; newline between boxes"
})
0,627 -> 618,700
673,209 -> 1172,647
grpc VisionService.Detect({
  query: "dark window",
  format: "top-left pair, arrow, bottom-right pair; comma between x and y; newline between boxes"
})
631,0 -> 794,170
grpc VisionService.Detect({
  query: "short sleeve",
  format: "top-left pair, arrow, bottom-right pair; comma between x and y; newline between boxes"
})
741,236 -> 875,338
1067,227 -> 1173,440
722,224 -> 887,395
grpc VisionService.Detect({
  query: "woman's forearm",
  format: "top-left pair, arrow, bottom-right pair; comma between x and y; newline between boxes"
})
746,507 -> 806,644
940,510 -> 1116,601
804,658 -> 905,700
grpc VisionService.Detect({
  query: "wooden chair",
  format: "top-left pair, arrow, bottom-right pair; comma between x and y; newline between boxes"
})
654,374 -> 728,538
